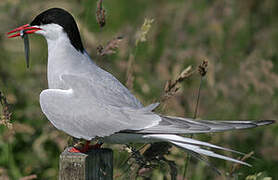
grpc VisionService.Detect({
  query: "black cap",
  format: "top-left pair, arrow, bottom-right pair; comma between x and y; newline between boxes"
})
30,8 -> 84,53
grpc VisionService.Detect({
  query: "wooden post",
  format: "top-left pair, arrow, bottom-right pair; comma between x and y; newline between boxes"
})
59,147 -> 113,180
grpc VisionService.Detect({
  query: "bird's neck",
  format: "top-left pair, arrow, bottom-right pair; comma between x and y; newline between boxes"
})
46,35 -> 88,89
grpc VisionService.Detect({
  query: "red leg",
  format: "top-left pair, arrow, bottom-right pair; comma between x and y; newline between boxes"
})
69,147 -> 82,153
69,141 -> 91,153
68,141 -> 103,153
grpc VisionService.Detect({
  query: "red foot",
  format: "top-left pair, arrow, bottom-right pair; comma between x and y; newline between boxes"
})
68,141 -> 103,153
69,147 -> 82,153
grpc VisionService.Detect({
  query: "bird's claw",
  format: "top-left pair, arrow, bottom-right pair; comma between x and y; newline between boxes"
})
69,147 -> 83,153
68,141 -> 103,153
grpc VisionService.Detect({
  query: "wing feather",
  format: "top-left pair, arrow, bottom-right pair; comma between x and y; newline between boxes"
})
135,115 -> 274,134
39,74 -> 161,140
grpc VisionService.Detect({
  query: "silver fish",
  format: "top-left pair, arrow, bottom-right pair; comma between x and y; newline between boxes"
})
20,30 -> 30,68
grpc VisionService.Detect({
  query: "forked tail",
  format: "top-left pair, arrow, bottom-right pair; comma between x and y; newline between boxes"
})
136,116 -> 275,168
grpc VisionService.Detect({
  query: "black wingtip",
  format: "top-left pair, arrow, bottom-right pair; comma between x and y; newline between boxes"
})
255,120 -> 275,126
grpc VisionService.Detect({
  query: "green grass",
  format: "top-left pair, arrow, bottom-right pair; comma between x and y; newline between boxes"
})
0,0 -> 277,179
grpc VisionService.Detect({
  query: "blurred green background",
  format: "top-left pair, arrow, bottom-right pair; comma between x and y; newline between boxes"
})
0,0 -> 277,179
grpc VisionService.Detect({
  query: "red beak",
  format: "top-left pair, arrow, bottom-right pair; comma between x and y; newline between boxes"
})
7,24 -> 42,38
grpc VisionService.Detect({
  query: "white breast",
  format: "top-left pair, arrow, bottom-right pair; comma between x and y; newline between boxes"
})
44,27 -> 91,89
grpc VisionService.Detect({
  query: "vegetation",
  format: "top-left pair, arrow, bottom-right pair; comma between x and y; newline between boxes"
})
0,0 -> 277,179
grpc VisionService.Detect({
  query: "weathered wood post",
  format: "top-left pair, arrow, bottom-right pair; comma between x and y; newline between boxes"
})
59,147 -> 113,180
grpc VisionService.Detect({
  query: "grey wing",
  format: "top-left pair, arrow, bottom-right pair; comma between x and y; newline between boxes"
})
130,115 -> 274,134
83,66 -> 143,108
39,74 -> 160,140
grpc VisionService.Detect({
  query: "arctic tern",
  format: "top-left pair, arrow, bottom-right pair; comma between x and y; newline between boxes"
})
7,8 -> 274,166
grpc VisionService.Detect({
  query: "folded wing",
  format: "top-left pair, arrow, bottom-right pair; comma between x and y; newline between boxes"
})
39,74 -> 161,140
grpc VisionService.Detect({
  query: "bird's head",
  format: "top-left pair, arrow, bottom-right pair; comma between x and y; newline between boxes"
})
7,8 -> 84,52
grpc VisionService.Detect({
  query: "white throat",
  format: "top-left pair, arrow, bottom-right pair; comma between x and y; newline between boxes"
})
36,24 -> 89,89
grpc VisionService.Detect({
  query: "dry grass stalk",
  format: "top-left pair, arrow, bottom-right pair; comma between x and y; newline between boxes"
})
160,66 -> 195,103
97,36 -> 123,56
198,59 -> 208,77
0,91 -> 13,131
135,18 -> 154,46
124,17 -> 155,93
229,151 -> 254,176
183,60 -> 208,179
193,59 -> 208,118
125,54 -> 135,90
96,0 -> 106,28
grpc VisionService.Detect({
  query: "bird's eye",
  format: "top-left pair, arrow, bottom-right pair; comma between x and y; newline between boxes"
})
41,19 -> 46,25
41,18 -> 50,25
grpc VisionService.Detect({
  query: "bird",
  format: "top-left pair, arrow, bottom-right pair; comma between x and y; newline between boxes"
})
7,8 -> 274,167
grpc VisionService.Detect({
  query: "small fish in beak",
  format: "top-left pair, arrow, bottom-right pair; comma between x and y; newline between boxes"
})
20,30 -> 30,68
7,24 -> 41,68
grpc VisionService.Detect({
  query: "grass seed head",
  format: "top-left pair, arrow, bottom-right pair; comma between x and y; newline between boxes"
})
135,18 -> 154,46
96,0 -> 106,28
